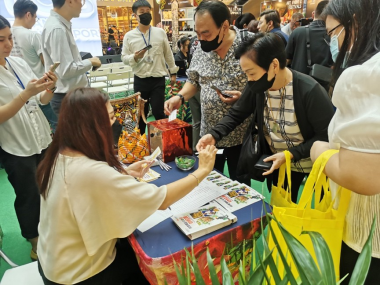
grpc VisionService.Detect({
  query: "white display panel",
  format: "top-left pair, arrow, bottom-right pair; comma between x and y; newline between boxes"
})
0,0 -> 102,57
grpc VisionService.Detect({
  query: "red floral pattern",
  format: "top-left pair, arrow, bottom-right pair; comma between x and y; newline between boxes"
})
128,216 -> 266,285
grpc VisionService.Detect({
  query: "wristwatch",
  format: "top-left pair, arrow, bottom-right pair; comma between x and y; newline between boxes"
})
170,73 -> 177,76
177,93 -> 185,105
47,86 -> 57,93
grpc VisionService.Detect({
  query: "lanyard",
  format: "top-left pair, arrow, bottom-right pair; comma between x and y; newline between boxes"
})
137,26 -> 151,47
5,58 -> 25,90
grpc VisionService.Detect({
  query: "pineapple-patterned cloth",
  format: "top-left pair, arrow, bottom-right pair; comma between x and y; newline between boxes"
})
118,129 -> 149,164
111,93 -> 149,163
164,79 -> 192,124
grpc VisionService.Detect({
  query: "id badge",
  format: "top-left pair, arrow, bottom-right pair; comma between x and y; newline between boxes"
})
145,55 -> 153,64
25,99 -> 39,113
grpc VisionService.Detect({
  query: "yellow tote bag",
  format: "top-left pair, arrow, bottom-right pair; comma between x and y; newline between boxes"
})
267,150 -> 351,282
270,151 -> 297,208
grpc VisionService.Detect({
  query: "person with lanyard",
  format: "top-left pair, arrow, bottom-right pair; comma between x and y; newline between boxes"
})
164,0 -> 253,185
196,33 -> 334,203
0,15 -> 57,261
122,0 -> 178,135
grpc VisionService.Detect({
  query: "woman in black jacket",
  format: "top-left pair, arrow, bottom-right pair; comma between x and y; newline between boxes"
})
197,33 -> 334,202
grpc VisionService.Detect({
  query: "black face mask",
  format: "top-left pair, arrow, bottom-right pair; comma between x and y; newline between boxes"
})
199,28 -> 224,53
247,72 -> 276,93
138,13 -> 152,26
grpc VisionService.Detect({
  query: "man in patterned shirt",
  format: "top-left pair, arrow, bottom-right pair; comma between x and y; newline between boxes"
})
164,0 -> 251,183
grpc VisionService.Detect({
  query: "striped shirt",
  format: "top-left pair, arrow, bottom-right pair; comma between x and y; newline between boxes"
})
263,82 -> 312,173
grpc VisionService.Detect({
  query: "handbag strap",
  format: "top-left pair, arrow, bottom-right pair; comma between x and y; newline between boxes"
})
298,149 -> 336,209
305,26 -> 312,69
276,150 -> 293,201
298,150 -> 351,216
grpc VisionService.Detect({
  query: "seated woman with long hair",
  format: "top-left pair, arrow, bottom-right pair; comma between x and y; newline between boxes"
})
36,88 -> 217,285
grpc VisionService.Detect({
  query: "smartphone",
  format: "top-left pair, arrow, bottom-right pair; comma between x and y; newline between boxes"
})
50,62 -> 60,72
211,85 -> 233,98
254,154 -> 273,170
137,44 -> 152,53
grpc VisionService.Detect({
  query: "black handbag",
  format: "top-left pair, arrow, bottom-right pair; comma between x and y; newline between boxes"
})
236,108 -> 266,182
306,26 -> 332,84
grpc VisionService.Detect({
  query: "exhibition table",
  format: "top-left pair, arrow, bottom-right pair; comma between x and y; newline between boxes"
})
128,159 -> 270,285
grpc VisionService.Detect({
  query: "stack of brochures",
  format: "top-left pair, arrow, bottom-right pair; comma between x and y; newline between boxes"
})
170,171 -> 264,240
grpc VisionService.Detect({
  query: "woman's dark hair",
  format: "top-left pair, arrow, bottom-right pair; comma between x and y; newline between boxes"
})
235,13 -> 256,29
259,10 -> 281,29
52,0 -> 65,8
177,36 -> 189,49
37,88 -> 125,199
195,0 -> 231,28
132,0 -> 151,14
322,0 -> 380,89
235,33 -> 287,70
247,20 -> 259,33
0,15 -> 11,29
13,0 -> 38,18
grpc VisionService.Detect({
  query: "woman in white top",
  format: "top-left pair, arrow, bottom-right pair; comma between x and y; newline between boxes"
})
0,15 -> 57,260
311,0 -> 380,284
36,88 -> 217,284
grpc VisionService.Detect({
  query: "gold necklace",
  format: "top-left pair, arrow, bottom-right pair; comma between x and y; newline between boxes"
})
267,87 -> 286,134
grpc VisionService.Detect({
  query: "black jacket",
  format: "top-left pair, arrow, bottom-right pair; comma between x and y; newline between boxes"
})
174,51 -> 188,63
286,20 -> 333,75
209,70 -> 334,162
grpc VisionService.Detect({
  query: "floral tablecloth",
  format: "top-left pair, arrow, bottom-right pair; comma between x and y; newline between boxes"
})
128,216 -> 267,285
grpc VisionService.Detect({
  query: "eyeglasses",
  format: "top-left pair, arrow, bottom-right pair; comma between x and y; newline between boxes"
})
36,17 -> 40,22
327,23 -> 342,36
324,23 -> 343,46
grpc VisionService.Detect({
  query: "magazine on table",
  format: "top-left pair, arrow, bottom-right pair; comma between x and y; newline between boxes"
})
214,183 -> 264,212
171,202 -> 237,240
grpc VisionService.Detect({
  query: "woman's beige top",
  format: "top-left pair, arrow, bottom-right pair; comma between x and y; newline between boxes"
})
329,53 -> 380,258
38,154 -> 167,284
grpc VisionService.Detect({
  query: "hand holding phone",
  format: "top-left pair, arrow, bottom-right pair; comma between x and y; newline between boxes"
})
211,85 -> 233,98
254,154 -> 273,170
137,44 -> 152,54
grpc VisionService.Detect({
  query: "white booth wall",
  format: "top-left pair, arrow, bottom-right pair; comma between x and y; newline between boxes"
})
0,0 -> 102,57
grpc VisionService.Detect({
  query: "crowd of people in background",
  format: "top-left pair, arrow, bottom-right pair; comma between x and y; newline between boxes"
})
0,0 -> 379,284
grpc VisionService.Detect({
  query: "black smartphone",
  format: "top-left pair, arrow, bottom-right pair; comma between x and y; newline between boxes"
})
210,85 -> 233,98
254,154 -> 273,170
137,44 -> 153,53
